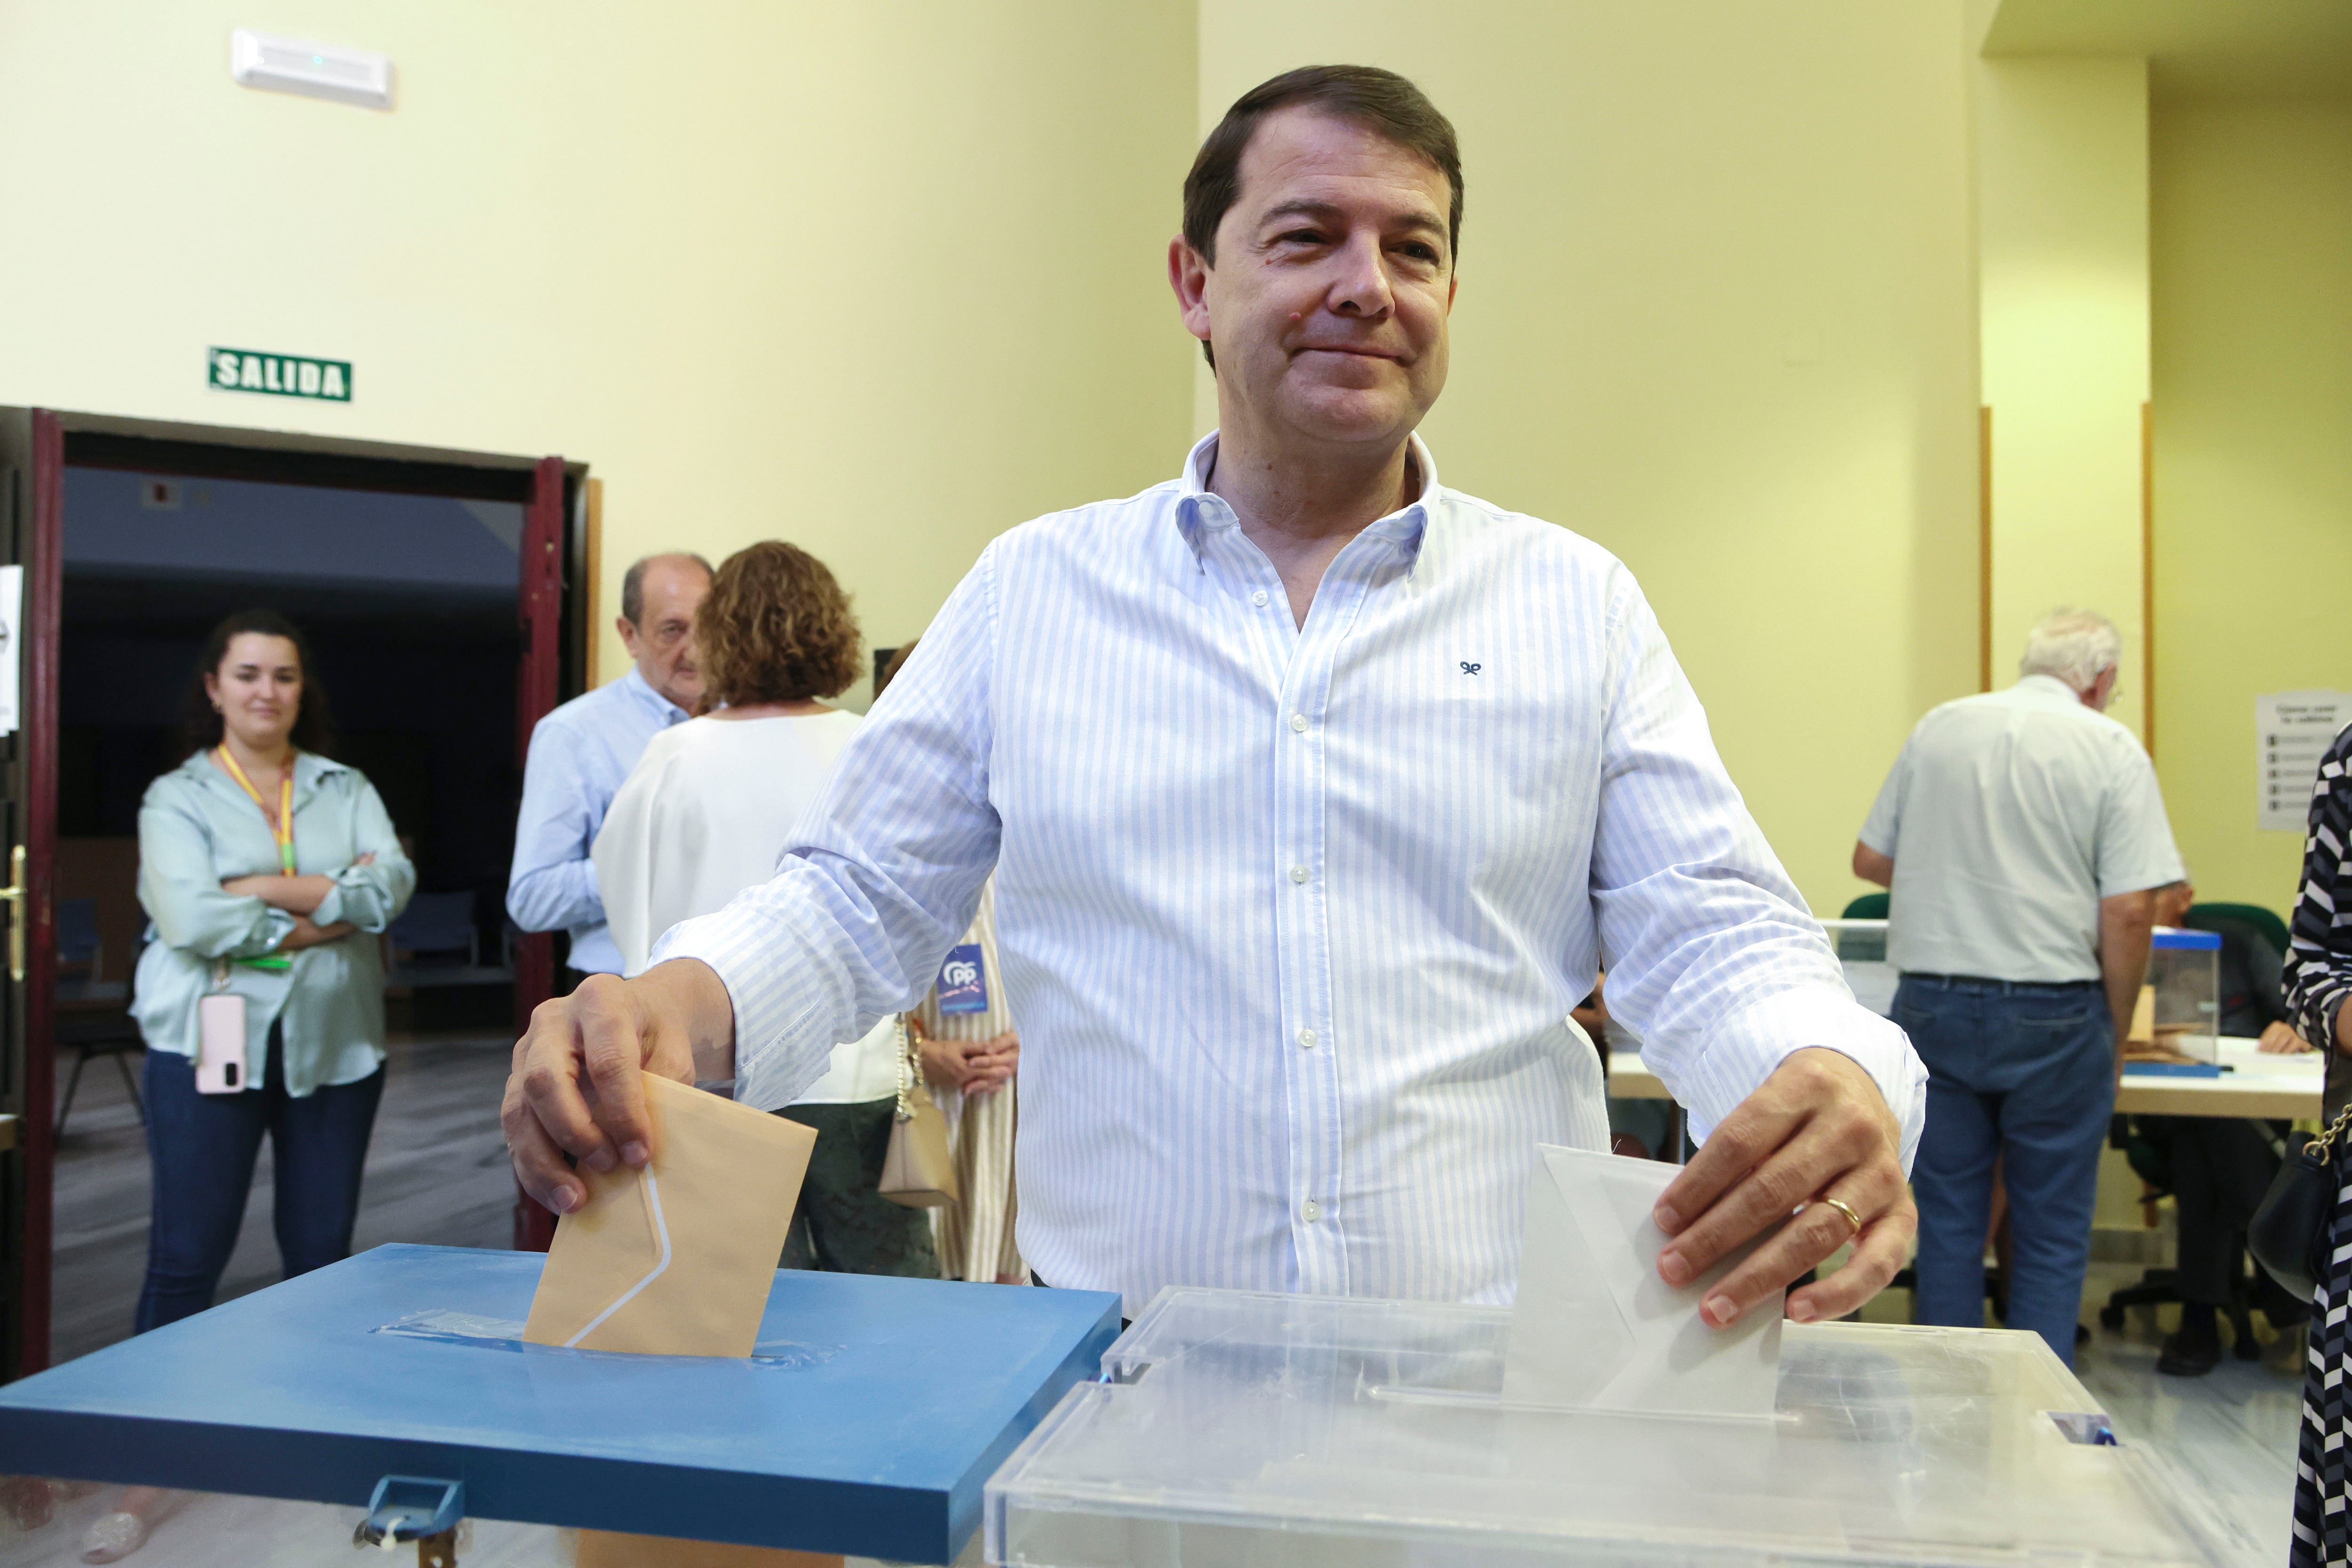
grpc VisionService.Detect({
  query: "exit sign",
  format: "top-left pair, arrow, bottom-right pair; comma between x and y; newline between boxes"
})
208,347 -> 351,402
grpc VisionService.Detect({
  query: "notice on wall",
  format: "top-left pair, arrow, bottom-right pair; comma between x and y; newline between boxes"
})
2257,691 -> 2352,832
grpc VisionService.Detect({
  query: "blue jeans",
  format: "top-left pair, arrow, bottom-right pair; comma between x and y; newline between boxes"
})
135,1026 -> 385,1333
1894,974 -> 2115,1368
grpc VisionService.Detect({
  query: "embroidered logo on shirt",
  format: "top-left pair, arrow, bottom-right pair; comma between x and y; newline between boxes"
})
1460,661 -> 1482,675
936,944 -> 989,1014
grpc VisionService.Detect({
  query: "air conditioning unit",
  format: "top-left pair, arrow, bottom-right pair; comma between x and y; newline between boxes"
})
229,29 -> 393,111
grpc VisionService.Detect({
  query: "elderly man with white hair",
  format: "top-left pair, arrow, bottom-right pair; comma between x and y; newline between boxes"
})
1852,609 -> 2182,1365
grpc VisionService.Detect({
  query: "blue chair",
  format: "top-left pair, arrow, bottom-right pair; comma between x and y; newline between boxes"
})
387,891 -> 481,971
55,898 -> 145,1137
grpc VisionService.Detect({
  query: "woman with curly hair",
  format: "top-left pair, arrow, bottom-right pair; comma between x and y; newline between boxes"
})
594,541 -> 933,1278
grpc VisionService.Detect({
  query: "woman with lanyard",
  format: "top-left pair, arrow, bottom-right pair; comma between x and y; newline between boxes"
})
127,609 -> 414,1331
83,612 -> 413,1563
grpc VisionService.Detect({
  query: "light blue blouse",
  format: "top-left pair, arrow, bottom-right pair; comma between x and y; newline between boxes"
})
130,751 -> 416,1097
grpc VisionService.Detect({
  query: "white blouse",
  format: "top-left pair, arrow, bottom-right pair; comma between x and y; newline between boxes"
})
594,710 -> 899,1104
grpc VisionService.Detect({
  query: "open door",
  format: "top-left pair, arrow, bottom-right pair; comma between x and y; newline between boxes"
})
0,410 -> 63,1380
511,455 -> 567,1252
0,410 -> 583,1370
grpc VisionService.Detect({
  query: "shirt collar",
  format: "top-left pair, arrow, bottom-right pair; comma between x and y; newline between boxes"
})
1173,429 -> 1440,571
620,663 -> 691,724
182,747 -> 348,808
2015,673 -> 2090,707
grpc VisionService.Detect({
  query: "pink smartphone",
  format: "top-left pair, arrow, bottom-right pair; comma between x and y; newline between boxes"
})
195,994 -> 246,1094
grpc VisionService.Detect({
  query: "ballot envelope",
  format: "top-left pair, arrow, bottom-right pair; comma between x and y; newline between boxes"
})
985,1287 -> 2242,1568
0,1243 -> 1119,1565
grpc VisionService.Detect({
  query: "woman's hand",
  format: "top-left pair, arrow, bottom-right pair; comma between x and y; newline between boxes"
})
276,916 -> 354,952
221,874 -> 338,915
919,1030 -> 1019,1096
2258,1019 -> 2314,1054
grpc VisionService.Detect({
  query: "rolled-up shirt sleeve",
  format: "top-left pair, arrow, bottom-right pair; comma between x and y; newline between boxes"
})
1586,570 -> 1928,1170
311,779 -> 416,932
2286,728 -> 2352,1062
138,792 -> 294,960
507,720 -> 606,935
654,549 -> 1005,1111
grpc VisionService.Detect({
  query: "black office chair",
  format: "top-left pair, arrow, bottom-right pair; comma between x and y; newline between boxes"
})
2095,1116 -> 2259,1357
54,898 -> 144,1138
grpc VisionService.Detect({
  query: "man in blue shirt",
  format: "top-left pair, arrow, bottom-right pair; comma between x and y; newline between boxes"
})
507,552 -> 711,979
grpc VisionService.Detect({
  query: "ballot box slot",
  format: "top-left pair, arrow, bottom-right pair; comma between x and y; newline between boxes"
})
2046,1411 -> 2119,1446
371,1308 -> 844,1369
1363,1383 -> 1796,1424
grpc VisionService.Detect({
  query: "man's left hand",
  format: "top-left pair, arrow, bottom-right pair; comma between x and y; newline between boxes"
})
1651,1047 -> 1914,1329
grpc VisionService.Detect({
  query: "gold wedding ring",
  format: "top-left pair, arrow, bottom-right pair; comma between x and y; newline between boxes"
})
1816,1196 -> 1865,1236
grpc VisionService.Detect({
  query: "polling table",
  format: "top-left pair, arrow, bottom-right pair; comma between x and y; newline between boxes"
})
1610,1037 -> 2323,1120
0,1243 -> 1120,1565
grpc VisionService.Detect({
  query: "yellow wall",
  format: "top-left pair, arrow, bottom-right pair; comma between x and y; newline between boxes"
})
0,1 -> 1197,693
1197,0 -> 1983,912
1975,57 -> 2151,740
2152,96 -> 2352,910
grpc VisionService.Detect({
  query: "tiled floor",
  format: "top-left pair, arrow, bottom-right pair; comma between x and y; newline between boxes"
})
2073,1261 -> 2304,1568
50,1030 -> 517,1363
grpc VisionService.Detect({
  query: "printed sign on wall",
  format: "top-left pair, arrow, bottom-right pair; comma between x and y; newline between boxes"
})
208,347 -> 352,402
2256,691 -> 2352,832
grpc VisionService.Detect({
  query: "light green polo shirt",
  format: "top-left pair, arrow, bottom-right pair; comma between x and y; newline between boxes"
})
130,750 -> 416,1097
1859,675 -> 2183,984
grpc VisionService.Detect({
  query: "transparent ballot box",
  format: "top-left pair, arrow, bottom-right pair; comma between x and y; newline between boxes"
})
986,1288 -> 2239,1568
2146,926 -> 2223,1063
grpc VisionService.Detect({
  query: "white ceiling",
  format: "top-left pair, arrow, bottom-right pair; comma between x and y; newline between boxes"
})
1983,0 -> 2352,99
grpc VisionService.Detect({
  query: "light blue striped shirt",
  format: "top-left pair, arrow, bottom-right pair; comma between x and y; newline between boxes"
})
508,665 -> 689,975
657,433 -> 1925,1314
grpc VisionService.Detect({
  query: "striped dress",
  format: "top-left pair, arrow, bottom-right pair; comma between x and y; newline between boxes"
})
2281,724 -> 2352,1568
914,881 -> 1021,1282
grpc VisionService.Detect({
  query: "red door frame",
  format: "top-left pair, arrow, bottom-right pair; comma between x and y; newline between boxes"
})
510,457 -> 565,1252
14,412 -> 64,1378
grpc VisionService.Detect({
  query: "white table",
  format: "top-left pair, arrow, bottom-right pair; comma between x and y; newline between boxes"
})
1609,1037 -> 2323,1121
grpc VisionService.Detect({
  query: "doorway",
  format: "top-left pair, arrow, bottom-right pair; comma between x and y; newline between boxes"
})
0,410 -> 588,1377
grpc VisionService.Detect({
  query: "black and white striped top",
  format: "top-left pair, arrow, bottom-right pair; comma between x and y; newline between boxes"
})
2283,724 -> 2352,1119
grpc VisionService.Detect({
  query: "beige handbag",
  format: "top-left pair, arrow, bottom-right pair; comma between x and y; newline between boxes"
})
879,1019 -> 960,1209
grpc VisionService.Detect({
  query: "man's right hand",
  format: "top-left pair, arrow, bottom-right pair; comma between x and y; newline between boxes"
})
501,959 -> 736,1215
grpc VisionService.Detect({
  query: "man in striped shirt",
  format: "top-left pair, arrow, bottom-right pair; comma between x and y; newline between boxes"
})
504,65 -> 1926,1327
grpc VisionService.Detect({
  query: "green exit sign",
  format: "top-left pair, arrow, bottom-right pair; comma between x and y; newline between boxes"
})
208,347 -> 351,402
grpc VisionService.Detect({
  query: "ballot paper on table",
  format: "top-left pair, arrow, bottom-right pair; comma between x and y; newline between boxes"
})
1502,1143 -> 1784,1418
523,1071 -> 816,1357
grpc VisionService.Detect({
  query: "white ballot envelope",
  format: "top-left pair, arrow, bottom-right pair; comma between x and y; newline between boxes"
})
1502,1143 -> 1784,1418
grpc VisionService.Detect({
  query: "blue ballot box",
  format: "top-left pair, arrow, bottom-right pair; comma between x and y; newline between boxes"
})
0,1244 -> 1120,1564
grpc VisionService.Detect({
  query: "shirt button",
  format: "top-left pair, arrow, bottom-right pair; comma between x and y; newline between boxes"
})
1297,1027 -> 1317,1049
1302,1199 -> 1322,1222
1290,865 -> 1308,883
1252,589 -> 1270,607
1290,713 -> 1309,733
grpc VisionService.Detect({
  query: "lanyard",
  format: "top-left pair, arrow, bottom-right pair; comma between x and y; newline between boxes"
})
217,748 -> 296,874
